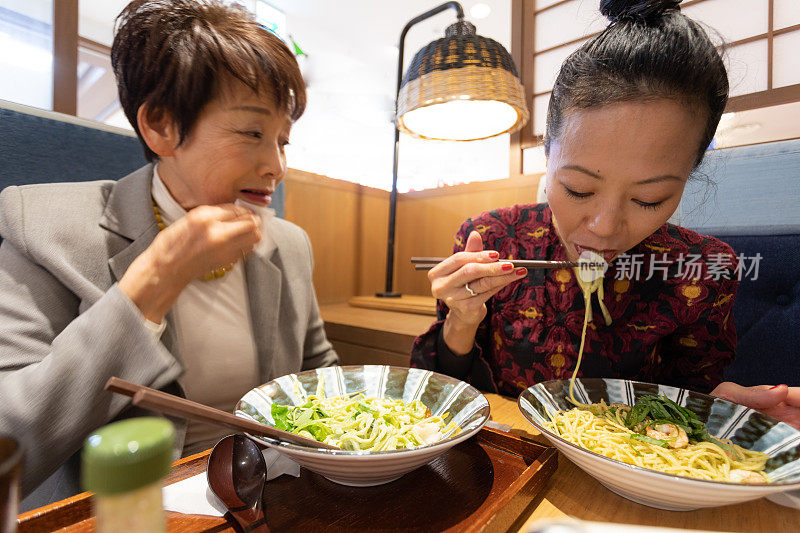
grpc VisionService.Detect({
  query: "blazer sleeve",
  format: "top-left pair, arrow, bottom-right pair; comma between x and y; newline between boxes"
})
299,229 -> 339,370
0,190 -> 183,497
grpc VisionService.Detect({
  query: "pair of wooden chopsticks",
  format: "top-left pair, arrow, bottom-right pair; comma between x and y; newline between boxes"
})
410,257 -> 604,271
105,377 -> 339,450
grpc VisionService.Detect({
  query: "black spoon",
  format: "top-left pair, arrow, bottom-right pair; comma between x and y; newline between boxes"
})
207,434 -> 269,532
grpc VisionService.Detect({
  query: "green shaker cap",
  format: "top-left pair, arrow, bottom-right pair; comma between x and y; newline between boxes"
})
82,417 -> 174,495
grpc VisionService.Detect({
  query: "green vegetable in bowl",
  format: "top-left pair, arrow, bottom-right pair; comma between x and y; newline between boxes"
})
622,395 -> 736,453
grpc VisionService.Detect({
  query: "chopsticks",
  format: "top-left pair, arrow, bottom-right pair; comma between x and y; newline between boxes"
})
105,377 -> 339,450
410,257 -> 604,271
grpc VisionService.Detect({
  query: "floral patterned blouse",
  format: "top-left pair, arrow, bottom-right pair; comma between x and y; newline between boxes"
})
410,203 -> 739,396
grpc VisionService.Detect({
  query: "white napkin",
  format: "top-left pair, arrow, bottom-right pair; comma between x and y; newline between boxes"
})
235,199 -> 275,257
162,448 -> 300,517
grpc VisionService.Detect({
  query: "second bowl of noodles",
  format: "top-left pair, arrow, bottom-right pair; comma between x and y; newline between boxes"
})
518,378 -> 800,510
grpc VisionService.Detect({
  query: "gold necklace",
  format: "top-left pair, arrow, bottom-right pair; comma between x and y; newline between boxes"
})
151,199 -> 234,281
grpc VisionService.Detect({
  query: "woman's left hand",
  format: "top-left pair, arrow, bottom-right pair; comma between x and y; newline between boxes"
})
711,382 -> 800,429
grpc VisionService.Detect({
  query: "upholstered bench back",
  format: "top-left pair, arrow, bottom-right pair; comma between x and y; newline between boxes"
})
681,138 -> 800,386
0,100 -> 146,189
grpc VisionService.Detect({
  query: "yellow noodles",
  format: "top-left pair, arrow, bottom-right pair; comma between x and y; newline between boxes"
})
544,406 -> 769,482
549,252 -> 770,483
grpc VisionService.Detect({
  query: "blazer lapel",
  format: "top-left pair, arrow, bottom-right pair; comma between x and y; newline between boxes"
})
99,165 -> 157,244
99,164 -> 181,361
245,216 -> 282,383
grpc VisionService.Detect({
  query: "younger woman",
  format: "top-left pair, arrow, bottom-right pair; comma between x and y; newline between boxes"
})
411,0 -> 799,428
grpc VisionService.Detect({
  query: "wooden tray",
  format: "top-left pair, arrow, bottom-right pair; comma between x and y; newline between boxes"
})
18,427 -> 557,532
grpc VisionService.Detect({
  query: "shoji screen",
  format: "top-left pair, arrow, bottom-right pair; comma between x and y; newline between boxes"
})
526,0 -> 800,139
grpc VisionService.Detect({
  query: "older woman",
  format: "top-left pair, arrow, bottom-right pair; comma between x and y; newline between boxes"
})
411,0 -> 799,428
0,0 -> 337,505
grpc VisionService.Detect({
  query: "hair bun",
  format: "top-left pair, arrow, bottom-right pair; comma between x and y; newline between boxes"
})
600,0 -> 681,24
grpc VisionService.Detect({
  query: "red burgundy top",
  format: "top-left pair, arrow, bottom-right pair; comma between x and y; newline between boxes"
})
410,203 -> 739,395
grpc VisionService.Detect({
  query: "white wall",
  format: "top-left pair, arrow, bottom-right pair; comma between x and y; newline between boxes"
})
72,0 -> 515,192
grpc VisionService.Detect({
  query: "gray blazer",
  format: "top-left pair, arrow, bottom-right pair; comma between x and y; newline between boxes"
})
0,165 -> 338,509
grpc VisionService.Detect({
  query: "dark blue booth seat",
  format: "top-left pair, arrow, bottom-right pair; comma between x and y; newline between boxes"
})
718,234 -> 800,386
682,138 -> 800,386
0,103 -> 146,187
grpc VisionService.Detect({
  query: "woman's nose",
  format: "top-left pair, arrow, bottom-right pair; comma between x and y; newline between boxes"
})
587,207 -> 623,237
257,142 -> 286,182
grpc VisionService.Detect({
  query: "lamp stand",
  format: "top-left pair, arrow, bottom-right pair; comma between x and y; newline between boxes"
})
375,1 -> 465,298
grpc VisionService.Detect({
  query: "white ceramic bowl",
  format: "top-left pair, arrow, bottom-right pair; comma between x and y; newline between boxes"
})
236,365 -> 490,486
518,378 -> 800,511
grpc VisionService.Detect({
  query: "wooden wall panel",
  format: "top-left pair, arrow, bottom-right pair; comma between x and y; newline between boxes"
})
356,191 -> 390,296
395,174 -> 543,296
283,168 -> 543,302
330,340 -> 411,368
282,168 -> 388,304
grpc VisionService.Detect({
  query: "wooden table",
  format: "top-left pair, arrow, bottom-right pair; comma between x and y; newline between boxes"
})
19,394 -> 799,532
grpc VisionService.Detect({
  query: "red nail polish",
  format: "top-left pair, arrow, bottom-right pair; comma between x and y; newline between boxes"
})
516,268 -> 527,276
501,263 -> 513,271
770,384 -> 786,389
489,251 -> 499,259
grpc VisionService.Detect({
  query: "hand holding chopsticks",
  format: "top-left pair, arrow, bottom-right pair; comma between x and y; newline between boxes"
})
416,230 -> 604,354
105,377 -> 339,450
423,231 -> 533,347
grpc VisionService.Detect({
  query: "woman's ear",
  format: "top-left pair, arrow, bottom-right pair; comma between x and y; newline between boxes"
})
137,104 -> 179,158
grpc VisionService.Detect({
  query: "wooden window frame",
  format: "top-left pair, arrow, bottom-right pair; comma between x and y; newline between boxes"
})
509,0 -> 536,176
510,0 -> 800,165
53,7 -> 116,119
78,36 -> 112,56
53,0 -> 78,115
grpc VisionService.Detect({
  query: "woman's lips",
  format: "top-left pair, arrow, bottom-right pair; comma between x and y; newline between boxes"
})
239,190 -> 272,206
574,244 -> 618,263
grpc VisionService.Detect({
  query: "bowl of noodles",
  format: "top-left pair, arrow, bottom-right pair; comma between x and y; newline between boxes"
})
518,378 -> 800,510
235,365 -> 490,486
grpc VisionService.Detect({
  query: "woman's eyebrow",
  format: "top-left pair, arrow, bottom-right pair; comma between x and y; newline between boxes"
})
230,105 -> 272,115
635,174 -> 683,185
561,164 -> 682,184
561,164 -> 602,179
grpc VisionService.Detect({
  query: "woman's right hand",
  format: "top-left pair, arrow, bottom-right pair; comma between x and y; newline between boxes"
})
148,204 -> 261,283
119,204 -> 261,323
430,231 -> 527,354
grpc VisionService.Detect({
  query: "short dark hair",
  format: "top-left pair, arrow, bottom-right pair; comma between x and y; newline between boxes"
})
111,0 -> 306,161
544,0 -> 728,168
